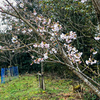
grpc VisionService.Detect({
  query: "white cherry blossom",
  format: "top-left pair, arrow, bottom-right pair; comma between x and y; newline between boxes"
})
44,53 -> 48,59
11,36 -> 18,43
52,48 -> 57,53
47,19 -> 51,25
19,3 -> 24,8
86,58 -> 97,65
33,9 -> 37,15
51,22 -> 62,32
45,44 -> 50,48
94,37 -> 100,40
28,29 -> 33,32
31,56 -> 34,59
22,30 -> 26,34
60,33 -> 66,39
81,0 -> 87,3
33,43 -> 38,47
93,51 -> 97,55
0,46 -> 3,49
40,41 -> 44,48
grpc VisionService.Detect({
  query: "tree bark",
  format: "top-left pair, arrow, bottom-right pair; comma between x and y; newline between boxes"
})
8,52 -> 12,81
61,49 -> 100,98
72,69 -> 100,98
40,62 -> 45,90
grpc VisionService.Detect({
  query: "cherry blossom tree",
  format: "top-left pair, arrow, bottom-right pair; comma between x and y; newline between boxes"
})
0,0 -> 100,97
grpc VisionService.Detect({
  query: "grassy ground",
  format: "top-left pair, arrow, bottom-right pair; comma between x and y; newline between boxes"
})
0,73 -> 98,100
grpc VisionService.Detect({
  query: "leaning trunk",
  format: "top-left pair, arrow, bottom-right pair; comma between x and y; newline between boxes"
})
72,69 -> 100,98
61,49 -> 100,98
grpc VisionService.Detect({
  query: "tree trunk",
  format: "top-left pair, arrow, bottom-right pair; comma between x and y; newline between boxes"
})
40,62 -> 45,90
72,69 -> 100,98
62,49 -> 100,98
8,53 -> 12,81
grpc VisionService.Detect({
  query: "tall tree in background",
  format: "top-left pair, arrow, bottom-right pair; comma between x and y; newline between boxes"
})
92,0 -> 100,32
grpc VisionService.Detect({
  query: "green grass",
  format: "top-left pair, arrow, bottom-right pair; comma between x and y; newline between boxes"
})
0,74 -> 98,100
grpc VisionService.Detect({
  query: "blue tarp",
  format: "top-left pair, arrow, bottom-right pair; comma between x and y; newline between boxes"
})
1,68 -> 5,83
1,66 -> 19,83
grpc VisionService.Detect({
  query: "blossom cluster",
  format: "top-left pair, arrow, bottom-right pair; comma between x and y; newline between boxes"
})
0,46 -> 3,49
81,0 -> 87,3
19,3 -> 24,8
51,22 -> 62,32
34,11 -> 62,37
85,48 -> 97,65
86,58 -> 97,65
94,33 -> 100,40
65,44 -> 82,64
30,47 -> 58,64
50,48 -> 57,54
31,52 -> 48,64
10,9 -> 96,66
43,52 -> 48,59
90,48 -> 97,55
30,58 -> 44,65
74,0 -> 87,3
60,31 -> 82,64
11,36 -> 18,43
35,15 -> 51,26
60,31 -> 77,43
94,36 -> 100,40
33,41 -> 49,48
33,9 -> 37,15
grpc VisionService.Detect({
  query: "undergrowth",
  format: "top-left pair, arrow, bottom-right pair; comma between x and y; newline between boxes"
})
0,73 -> 99,100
